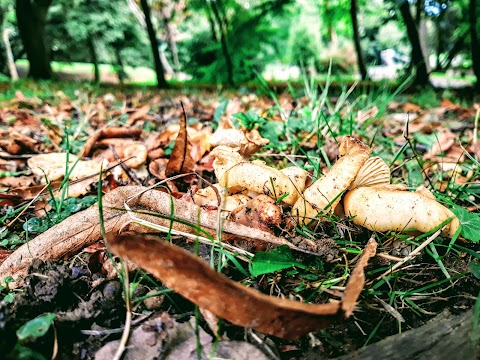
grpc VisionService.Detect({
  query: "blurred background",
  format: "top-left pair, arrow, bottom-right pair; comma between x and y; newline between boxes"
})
1,0 -> 479,89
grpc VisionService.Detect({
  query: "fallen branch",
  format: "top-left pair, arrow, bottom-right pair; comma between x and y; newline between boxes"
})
0,186 -> 309,286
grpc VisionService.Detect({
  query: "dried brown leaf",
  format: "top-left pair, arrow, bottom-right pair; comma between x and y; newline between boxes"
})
106,233 -> 341,339
341,238 -> 377,316
165,108 -> 195,181
126,104 -> 150,126
106,233 -> 377,339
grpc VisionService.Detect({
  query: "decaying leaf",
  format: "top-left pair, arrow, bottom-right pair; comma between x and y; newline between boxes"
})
344,184 -> 460,238
82,127 -> 143,158
423,129 -> 457,160
341,238 -> 377,316
27,153 -> 108,183
165,107 -> 195,181
292,136 -> 371,224
106,233 -> 378,339
122,143 -> 148,169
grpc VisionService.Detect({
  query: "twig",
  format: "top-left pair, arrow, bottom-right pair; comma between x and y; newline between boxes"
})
113,260 -> 132,360
374,229 -> 442,281
109,145 -> 142,185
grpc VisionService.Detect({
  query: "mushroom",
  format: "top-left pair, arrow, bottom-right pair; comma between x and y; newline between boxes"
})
343,184 -> 460,238
292,136 -> 371,224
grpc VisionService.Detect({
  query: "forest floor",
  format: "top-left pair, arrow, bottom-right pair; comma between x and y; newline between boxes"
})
0,80 -> 479,359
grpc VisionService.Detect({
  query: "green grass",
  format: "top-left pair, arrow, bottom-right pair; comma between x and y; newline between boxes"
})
15,59 -> 157,85
1,76 -> 479,357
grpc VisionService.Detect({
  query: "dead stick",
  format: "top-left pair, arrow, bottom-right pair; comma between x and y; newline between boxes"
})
0,186 -> 306,286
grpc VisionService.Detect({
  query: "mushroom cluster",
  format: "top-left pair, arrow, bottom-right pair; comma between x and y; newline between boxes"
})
198,131 -> 460,238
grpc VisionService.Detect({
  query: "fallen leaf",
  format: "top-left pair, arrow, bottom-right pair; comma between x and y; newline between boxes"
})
341,238 -> 377,316
28,153 -> 108,183
106,232 -> 377,339
165,106 -> 195,181
423,129 -> 457,160
82,127 -> 143,158
126,104 -> 150,126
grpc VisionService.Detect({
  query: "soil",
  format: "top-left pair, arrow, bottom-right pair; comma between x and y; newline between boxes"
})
1,238 -> 478,359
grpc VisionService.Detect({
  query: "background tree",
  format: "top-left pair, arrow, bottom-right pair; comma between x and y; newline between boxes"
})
350,0 -> 367,79
16,0 -> 52,79
47,0 -> 149,83
469,0 -> 480,90
140,0 -> 168,88
397,0 -> 430,86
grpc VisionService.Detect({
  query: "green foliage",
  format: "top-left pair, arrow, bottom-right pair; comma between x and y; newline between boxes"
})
232,111 -> 284,149
451,205 -> 480,243
250,245 -> 306,277
46,0 -> 151,69
0,276 -> 15,303
470,260 -> 480,279
23,196 -> 96,235
181,0 -> 292,84
16,313 -> 56,341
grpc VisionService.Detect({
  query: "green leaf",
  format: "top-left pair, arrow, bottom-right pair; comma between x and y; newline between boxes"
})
451,206 -> 480,243
16,313 -> 56,341
250,246 -> 306,277
3,292 -> 14,303
470,261 -> 480,280
259,121 -> 284,149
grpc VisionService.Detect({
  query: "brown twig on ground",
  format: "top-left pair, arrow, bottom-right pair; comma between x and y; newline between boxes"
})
0,186 -> 309,287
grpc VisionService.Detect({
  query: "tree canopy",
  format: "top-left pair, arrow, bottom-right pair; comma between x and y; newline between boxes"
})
0,0 -> 478,89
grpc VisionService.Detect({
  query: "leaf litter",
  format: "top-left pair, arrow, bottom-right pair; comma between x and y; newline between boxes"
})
0,87 -> 479,358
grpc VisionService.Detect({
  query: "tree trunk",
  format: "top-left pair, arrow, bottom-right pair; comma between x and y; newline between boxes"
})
114,47 -> 126,84
2,28 -> 18,80
205,5 -> 218,42
398,0 -> 430,86
441,29 -> 467,70
15,0 -> 52,79
469,0 -> 480,90
87,36 -> 100,84
209,0 -> 234,86
160,5 -> 180,71
418,18 -> 430,72
350,0 -> 367,80
140,0 -> 168,89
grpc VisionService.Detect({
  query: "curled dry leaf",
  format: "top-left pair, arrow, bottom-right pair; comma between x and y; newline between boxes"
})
209,117 -> 269,157
343,184 -> 460,238
423,129 -> 457,161
348,156 -> 390,190
165,108 -> 195,181
82,127 -> 142,158
106,233 -> 378,339
292,136 -> 371,225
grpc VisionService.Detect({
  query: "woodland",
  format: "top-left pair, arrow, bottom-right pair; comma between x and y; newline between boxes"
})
0,1 -> 480,359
